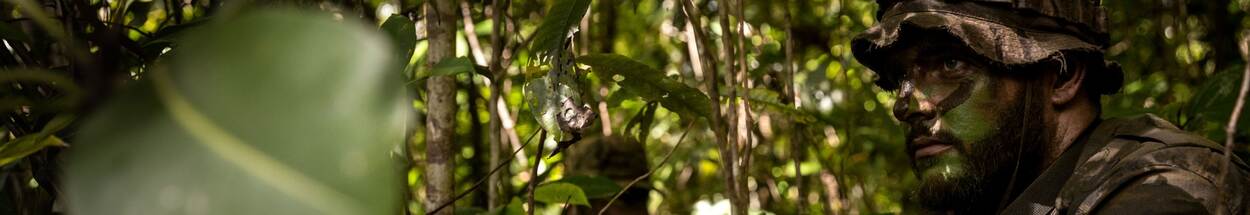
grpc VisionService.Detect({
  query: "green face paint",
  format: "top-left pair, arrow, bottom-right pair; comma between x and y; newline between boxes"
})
912,74 -> 999,181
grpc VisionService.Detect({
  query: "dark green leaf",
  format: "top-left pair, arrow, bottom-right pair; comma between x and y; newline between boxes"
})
0,22 -> 31,43
380,14 -> 417,76
529,0 -> 592,62
578,54 -> 711,120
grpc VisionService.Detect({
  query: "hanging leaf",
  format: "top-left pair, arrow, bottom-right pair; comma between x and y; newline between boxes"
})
552,175 -> 622,199
534,182 -> 591,206
529,0 -> 592,62
577,54 -> 711,120
64,9 -> 405,215
380,14 -> 418,76
524,77 -> 569,141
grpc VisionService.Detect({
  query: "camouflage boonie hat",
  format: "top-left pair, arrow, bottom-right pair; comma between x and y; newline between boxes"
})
852,0 -> 1123,94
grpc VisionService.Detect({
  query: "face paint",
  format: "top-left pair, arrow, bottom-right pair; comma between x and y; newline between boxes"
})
892,48 -> 1053,213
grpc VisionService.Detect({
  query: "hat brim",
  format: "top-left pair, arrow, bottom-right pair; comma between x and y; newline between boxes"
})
852,1 -> 1104,90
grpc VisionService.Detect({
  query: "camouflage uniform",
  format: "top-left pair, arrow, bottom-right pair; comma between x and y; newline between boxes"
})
1001,115 -> 1250,214
850,0 -> 1250,214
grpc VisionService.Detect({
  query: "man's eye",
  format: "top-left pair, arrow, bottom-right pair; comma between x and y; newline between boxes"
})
942,58 -> 962,71
939,58 -> 971,78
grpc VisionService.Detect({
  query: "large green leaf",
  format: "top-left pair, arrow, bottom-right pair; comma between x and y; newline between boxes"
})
1186,68 -> 1250,139
529,0 -> 592,62
552,175 -> 622,199
577,54 -> 711,120
65,9 -> 406,215
534,182 -> 590,206
524,77 -> 568,141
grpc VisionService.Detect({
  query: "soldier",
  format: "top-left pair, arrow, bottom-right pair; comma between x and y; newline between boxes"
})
850,0 -> 1250,214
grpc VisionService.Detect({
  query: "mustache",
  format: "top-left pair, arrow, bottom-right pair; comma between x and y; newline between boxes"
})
905,125 -> 962,154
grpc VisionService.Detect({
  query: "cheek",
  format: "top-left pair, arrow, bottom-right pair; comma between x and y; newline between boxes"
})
937,80 -> 1009,145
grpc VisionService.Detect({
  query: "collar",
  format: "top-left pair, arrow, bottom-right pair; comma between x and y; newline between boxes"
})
999,118 -> 1102,214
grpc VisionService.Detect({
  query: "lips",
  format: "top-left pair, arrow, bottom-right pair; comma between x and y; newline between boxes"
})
910,136 -> 953,160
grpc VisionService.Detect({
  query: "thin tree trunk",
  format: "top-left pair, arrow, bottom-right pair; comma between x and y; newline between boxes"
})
679,0 -> 739,214
424,0 -> 459,214
487,0 -> 512,209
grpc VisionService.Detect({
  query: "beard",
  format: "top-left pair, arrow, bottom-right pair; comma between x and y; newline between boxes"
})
908,80 -> 1052,214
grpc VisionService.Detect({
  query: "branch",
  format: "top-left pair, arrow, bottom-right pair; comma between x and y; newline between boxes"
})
529,131 -> 547,215
1219,31 -> 1250,215
425,129 -> 542,215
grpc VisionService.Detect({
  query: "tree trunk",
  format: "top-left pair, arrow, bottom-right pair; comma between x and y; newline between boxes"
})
424,0 -> 459,214
487,0 -> 512,209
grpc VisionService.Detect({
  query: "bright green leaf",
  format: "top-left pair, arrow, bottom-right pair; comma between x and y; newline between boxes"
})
553,175 -> 622,199
0,135 -> 66,167
534,182 -> 590,206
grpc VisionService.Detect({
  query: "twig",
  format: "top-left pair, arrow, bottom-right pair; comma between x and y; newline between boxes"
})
1218,31 -> 1250,215
460,0 -> 487,66
529,130 -> 547,215
597,121 -> 697,215
425,129 -> 542,215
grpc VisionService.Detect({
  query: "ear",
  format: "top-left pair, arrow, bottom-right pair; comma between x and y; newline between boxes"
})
1050,59 -> 1086,106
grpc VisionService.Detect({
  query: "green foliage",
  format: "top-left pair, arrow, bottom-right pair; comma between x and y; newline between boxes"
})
523,77 -> 567,141
533,182 -> 590,206
0,22 -> 32,43
578,54 -> 711,120
1186,67 -> 1250,139
529,0 -> 592,62
380,14 -> 418,76
550,175 -> 622,199
425,56 -> 490,79
482,197 -> 525,215
63,9 -> 405,215
0,115 -> 71,166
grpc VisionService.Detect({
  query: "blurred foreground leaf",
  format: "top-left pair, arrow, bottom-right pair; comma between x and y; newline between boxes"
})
64,8 -> 406,215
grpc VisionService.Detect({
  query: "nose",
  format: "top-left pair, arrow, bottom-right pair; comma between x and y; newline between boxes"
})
893,80 -> 935,126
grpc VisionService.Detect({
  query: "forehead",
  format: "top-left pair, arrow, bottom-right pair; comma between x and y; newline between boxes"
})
870,30 -> 991,89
